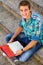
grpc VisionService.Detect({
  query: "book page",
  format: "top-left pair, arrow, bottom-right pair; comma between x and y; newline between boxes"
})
7,41 -> 23,54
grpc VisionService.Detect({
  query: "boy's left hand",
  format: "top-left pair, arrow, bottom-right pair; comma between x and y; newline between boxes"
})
15,50 -> 23,56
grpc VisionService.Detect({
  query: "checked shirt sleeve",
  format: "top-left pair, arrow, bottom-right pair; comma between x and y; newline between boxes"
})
19,19 -> 23,28
31,17 -> 42,42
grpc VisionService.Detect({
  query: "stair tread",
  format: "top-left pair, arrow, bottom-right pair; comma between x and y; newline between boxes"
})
0,0 -> 43,61
31,0 -> 43,7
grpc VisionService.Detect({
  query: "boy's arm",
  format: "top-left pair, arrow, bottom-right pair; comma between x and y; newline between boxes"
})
15,40 -> 37,56
23,19 -> 41,52
23,40 -> 37,52
9,26 -> 23,43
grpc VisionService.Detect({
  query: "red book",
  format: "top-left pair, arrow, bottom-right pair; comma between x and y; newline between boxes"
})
0,41 -> 23,58
0,44 -> 16,58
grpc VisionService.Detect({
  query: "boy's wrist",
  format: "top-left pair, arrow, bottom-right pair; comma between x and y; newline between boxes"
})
21,48 -> 25,52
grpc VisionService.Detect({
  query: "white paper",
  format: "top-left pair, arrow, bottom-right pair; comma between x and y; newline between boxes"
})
7,41 -> 23,54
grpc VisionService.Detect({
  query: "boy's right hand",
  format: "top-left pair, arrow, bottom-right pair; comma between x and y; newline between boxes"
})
9,39 -> 13,43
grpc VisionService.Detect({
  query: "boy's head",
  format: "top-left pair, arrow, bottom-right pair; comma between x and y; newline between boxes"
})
19,0 -> 32,19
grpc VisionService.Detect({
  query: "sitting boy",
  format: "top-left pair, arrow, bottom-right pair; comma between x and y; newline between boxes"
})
5,0 -> 43,62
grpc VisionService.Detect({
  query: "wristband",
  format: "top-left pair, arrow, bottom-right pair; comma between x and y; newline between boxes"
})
21,49 -> 24,52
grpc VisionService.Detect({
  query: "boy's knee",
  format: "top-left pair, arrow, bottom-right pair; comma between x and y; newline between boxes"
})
5,34 -> 11,43
5,34 -> 10,39
4,33 -> 14,43
5,33 -> 14,39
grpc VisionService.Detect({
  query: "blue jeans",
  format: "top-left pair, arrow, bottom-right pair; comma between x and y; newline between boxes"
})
5,32 -> 41,62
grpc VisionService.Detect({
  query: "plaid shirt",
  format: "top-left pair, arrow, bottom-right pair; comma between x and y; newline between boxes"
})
19,12 -> 43,45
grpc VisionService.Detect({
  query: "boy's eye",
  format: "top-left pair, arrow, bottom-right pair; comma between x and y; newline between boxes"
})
20,9 -> 28,12
20,10 -> 23,12
24,9 -> 28,12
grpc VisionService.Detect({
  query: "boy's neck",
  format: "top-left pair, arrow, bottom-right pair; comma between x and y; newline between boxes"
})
26,17 -> 30,22
26,14 -> 31,22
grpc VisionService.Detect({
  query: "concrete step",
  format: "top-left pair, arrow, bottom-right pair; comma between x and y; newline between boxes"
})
0,23 -> 42,65
30,0 -> 43,16
0,20 -> 43,65
0,25 -> 12,65
1,0 -> 20,19
0,24 -> 6,45
0,1 -> 43,65
1,0 -> 43,16
0,53 -> 12,65
31,0 -> 43,8
0,3 -> 19,32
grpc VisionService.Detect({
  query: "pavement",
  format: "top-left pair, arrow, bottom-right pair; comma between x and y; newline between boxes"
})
0,0 -> 43,65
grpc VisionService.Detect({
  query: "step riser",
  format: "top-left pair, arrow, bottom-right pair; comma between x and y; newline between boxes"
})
0,22 -> 11,33
1,1 -> 43,20
0,1 -> 43,65
30,0 -> 43,15
2,3 -> 20,20
1,0 -> 43,15
0,1 -> 2,5
31,0 -> 43,8
0,22 -> 43,65
0,23 -> 43,65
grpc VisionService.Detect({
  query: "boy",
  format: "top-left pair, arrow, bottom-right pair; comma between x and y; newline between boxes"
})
5,0 -> 42,62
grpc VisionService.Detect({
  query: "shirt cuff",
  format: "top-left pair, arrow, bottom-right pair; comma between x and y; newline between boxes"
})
31,35 -> 39,41
19,21 -> 23,28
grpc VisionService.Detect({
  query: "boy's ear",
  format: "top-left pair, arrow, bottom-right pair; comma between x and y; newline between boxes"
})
30,8 -> 32,13
30,8 -> 32,11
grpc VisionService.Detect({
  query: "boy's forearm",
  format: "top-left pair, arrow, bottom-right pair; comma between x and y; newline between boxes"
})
23,40 -> 37,52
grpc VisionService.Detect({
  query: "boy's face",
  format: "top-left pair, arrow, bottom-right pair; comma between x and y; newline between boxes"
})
19,6 -> 31,19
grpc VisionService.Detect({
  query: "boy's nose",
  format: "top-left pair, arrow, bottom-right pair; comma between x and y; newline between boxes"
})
23,11 -> 26,15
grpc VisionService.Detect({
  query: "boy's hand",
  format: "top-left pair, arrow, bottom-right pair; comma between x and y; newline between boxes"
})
16,50 -> 23,56
9,39 -> 13,43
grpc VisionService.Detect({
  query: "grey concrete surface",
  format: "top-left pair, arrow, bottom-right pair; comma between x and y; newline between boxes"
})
0,26 -> 42,65
0,27 -> 42,65
0,26 -> 12,65
0,25 -> 6,45
1,0 -> 43,16
13,57 -> 42,65
31,0 -> 43,7
0,0 -> 43,65
0,53 -> 12,65
0,0 -> 43,60
0,5 -> 19,32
